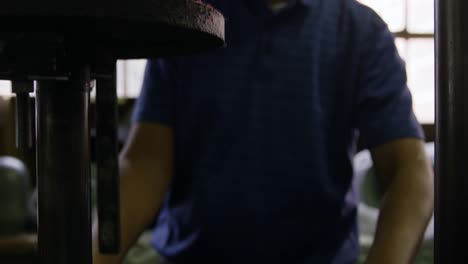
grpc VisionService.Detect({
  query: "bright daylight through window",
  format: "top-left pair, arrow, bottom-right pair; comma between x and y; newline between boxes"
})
360,0 -> 435,123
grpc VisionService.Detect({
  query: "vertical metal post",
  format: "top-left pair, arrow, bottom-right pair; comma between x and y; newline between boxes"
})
12,81 -> 34,149
36,65 -> 92,264
435,0 -> 468,262
96,61 -> 121,254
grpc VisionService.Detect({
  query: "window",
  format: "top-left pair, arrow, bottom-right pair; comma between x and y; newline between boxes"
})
360,0 -> 435,123
0,81 -> 11,96
116,59 -> 147,98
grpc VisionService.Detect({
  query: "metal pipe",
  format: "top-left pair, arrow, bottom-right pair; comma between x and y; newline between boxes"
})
435,0 -> 468,262
36,65 -> 92,264
12,81 -> 33,149
96,61 -> 121,254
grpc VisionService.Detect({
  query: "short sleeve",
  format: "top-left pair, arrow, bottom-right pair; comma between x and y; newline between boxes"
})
132,59 -> 174,125
356,10 -> 424,149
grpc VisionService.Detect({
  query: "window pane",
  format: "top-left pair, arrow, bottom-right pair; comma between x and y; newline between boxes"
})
0,81 -> 11,96
116,60 -> 126,98
395,38 -> 407,62
124,60 -> 147,98
114,60 -> 146,98
407,38 -> 435,123
408,0 -> 435,33
359,0 -> 406,32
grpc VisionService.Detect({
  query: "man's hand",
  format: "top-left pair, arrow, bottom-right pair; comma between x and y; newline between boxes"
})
364,138 -> 434,264
93,122 -> 174,264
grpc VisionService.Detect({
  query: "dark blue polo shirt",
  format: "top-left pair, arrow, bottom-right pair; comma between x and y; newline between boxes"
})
132,0 -> 424,263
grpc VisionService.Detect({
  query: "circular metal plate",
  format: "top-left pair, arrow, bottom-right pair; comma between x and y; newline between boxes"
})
0,0 -> 225,59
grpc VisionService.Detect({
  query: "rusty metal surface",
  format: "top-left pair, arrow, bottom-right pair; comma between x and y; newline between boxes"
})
0,0 -> 225,79
0,0 -> 225,55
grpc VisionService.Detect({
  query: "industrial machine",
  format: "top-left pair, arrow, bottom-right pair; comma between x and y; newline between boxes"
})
0,0 -> 224,263
1,0 -> 468,263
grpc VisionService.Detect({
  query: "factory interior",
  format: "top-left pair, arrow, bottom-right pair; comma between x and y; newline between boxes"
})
0,0 -> 464,263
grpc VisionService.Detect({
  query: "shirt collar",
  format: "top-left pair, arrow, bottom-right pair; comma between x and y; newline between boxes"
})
251,0 -> 316,8
297,0 -> 319,8
242,0 -> 318,18
279,0 -> 319,10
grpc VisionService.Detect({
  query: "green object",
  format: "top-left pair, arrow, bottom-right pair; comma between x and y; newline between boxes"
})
0,157 -> 30,236
361,168 -> 380,208
359,244 -> 433,264
123,231 -> 164,264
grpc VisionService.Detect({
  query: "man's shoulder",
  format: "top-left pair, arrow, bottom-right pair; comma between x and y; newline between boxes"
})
324,0 -> 393,52
333,0 -> 378,17
343,0 -> 389,32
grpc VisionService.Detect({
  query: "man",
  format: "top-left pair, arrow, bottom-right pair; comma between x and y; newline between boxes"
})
94,0 -> 434,263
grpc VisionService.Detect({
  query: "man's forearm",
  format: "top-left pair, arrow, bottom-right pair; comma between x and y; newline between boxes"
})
365,166 -> 434,264
93,156 -> 172,263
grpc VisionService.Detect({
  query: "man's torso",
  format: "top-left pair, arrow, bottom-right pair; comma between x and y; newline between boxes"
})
137,0 -> 404,263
